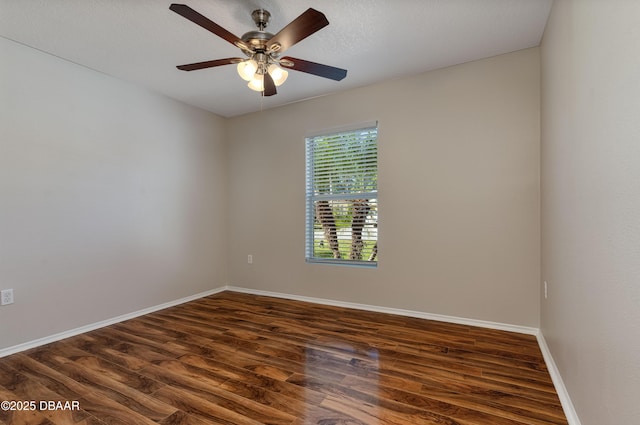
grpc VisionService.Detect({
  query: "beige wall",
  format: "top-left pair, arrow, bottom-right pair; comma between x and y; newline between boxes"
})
227,48 -> 541,327
0,38 -> 542,350
0,38 -> 228,349
541,1 -> 640,423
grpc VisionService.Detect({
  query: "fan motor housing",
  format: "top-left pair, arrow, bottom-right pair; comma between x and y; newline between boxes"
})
241,30 -> 274,49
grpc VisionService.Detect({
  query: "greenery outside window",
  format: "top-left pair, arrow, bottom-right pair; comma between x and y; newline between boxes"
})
305,123 -> 378,266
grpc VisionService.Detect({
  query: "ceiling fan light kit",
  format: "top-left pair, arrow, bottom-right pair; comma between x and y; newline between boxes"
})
169,3 -> 347,97
242,63 -> 288,92
237,52 -> 288,91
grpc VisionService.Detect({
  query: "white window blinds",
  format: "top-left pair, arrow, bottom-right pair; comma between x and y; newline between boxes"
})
305,125 -> 378,266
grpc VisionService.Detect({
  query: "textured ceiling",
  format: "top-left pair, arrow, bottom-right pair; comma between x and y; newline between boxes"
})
0,0 -> 553,117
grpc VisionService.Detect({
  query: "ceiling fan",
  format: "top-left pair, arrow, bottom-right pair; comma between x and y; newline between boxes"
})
169,4 -> 348,96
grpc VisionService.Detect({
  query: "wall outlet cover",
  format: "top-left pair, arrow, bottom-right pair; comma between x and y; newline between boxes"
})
1,289 -> 14,305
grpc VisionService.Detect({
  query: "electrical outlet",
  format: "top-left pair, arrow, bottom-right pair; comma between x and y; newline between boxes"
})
1,289 -> 14,306
248,255 -> 253,264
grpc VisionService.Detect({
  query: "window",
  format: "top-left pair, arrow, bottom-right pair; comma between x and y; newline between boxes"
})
305,123 -> 378,266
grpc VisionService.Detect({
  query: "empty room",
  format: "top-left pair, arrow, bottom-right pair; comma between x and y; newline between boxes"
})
0,1 -> 638,424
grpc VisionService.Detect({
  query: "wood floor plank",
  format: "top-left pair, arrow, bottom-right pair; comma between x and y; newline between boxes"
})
0,291 -> 567,424
152,386 -> 264,425
0,362 -> 95,425
25,349 -> 176,421
0,385 -> 55,425
66,334 -> 152,372
2,355 -> 162,425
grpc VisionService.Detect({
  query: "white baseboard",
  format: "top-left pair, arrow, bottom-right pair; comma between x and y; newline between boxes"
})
226,285 -> 539,335
536,332 -> 582,425
0,286 -> 227,358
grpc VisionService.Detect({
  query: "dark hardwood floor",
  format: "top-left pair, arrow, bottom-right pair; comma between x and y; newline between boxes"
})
0,291 -> 567,425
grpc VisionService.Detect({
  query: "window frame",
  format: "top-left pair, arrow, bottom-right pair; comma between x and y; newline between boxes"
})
305,122 -> 379,267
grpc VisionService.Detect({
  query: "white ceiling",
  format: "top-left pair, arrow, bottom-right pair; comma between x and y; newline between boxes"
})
0,0 -> 553,117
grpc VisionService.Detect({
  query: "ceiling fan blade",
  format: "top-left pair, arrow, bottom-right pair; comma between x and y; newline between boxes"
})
266,8 -> 329,53
176,58 -> 243,71
170,4 -> 248,50
280,56 -> 347,81
263,72 -> 277,96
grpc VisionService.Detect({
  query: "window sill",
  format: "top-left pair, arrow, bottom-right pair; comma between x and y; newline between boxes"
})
306,258 -> 378,268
